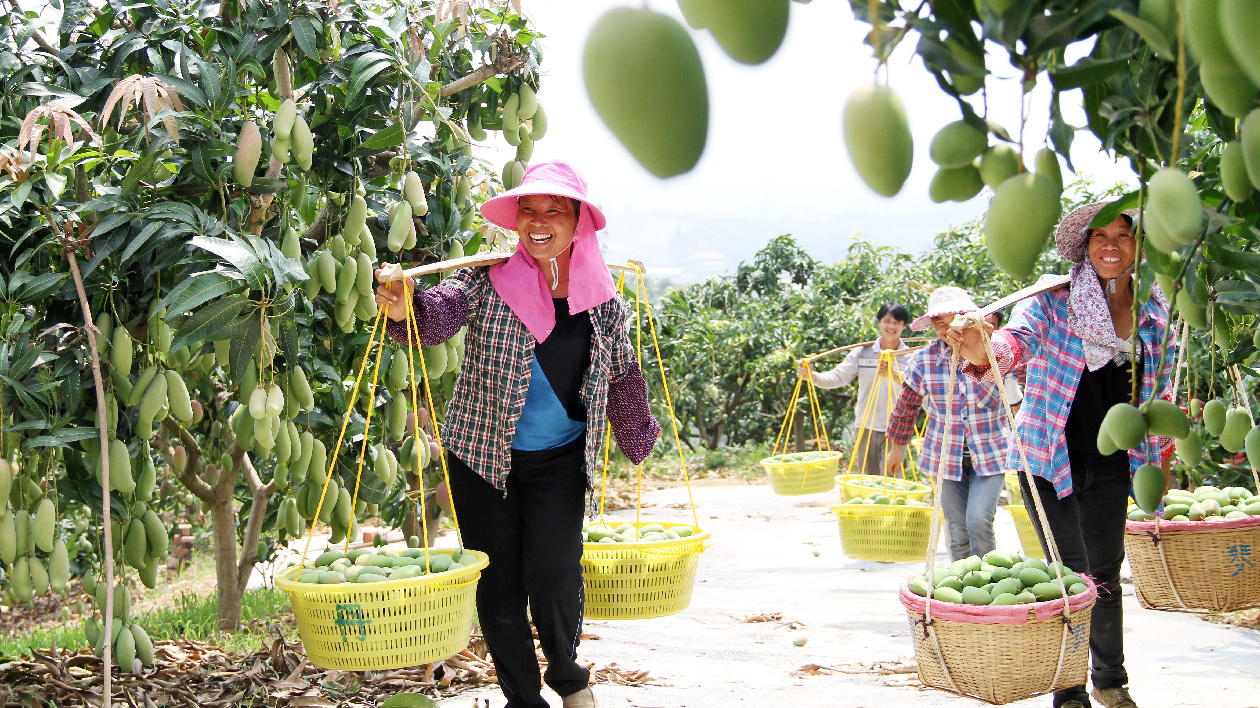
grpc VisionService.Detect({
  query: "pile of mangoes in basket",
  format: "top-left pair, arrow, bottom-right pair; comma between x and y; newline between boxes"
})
908,550 -> 1089,605
1127,485 -> 1260,521
845,476 -> 926,493
295,538 -> 479,584
582,522 -> 696,544
762,451 -> 838,464
842,494 -> 930,507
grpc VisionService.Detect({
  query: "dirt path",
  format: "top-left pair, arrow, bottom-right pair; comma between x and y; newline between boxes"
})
434,480 -> 1260,708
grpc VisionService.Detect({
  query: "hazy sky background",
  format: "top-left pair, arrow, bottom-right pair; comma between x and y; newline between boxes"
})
477,1 -> 1138,281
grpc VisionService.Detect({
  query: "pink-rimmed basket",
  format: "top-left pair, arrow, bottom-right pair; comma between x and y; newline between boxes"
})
1124,513 -> 1260,613
900,577 -> 1098,705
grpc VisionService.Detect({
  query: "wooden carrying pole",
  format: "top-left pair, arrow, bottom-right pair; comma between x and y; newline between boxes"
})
801,337 -> 934,363
377,252 -> 646,282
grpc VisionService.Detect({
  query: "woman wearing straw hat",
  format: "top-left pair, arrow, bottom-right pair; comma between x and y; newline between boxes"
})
945,202 -> 1177,708
797,301 -> 913,476
884,286 -> 1011,562
375,161 -> 660,708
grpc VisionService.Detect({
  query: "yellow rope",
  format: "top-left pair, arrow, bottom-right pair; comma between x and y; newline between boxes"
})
342,321 -> 390,553
774,376 -> 805,456
299,307 -> 386,564
632,265 -> 699,531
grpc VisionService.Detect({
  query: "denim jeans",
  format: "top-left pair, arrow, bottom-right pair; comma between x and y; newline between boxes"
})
939,457 -> 1005,561
1019,454 -> 1131,707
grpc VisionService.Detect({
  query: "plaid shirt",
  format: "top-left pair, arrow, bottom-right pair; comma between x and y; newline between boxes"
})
887,339 -> 1011,481
961,277 -> 1177,499
386,267 -> 659,491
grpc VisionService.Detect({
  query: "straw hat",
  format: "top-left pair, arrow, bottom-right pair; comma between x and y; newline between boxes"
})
910,286 -> 979,331
1054,201 -> 1140,264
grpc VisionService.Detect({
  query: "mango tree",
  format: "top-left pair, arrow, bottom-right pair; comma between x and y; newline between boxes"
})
0,0 -> 549,659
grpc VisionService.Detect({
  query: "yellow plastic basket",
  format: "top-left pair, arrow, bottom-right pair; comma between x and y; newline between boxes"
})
275,548 -> 489,670
1005,471 -> 1023,505
760,451 -> 841,495
832,504 -> 936,562
1006,505 -> 1047,560
581,521 -> 712,620
836,474 -> 933,503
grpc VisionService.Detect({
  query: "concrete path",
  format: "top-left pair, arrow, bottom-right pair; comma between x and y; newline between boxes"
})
434,480 -> 1260,708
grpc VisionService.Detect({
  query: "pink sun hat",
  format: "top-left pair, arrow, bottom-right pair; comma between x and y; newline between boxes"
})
480,161 -> 607,231
910,286 -> 979,331
1054,201 -> 1141,263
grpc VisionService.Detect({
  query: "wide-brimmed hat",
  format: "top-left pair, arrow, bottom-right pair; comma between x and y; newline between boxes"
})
910,286 -> 979,331
480,161 -> 607,231
1055,201 -> 1141,263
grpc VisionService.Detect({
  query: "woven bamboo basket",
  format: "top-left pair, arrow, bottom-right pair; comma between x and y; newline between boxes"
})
275,549 -> 488,671
760,451 -> 841,496
832,504 -> 935,562
1124,514 -> 1260,613
1005,504 -> 1046,560
581,522 -> 711,619
836,473 -> 933,503
900,578 -> 1097,705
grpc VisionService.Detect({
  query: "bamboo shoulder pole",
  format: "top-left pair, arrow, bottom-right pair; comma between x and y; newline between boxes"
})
378,254 -> 646,282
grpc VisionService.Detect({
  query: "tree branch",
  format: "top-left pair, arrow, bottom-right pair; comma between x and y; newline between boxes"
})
3,0 -> 58,55
161,419 -> 215,502
236,474 -> 276,594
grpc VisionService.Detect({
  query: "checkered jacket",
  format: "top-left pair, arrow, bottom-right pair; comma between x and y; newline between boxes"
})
386,267 -> 660,491
887,339 -> 1011,481
961,277 -> 1177,499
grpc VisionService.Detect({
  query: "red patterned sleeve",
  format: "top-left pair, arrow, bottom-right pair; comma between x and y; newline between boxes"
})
960,329 -> 1022,382
886,384 -> 924,446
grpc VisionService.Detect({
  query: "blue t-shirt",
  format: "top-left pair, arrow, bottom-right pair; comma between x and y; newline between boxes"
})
512,298 -> 593,451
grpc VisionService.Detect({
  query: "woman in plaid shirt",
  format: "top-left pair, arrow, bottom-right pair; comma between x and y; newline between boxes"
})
376,162 -> 660,708
945,202 -> 1176,708
885,287 -> 1010,562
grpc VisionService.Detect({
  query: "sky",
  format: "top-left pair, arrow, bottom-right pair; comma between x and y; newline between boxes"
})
475,0 -> 1139,282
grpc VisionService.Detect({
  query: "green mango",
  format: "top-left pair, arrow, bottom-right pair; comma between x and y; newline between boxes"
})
1034,148 -> 1063,193
1203,398 -> 1228,436
703,0 -> 789,65
583,8 -> 708,178
1220,406 -> 1253,452
978,145 -> 1019,189
1201,63 -> 1258,118
929,120 -> 988,169
843,84 -> 914,197
1221,0 -> 1260,86
961,585 -> 992,605
1143,399 -> 1189,438
1245,425 -> 1260,470
1144,168 -> 1202,251
1132,463 -> 1166,513
1102,403 -> 1147,450
932,586 -> 964,604
929,165 -> 984,203
1241,109 -> 1260,190
984,173 -> 1061,279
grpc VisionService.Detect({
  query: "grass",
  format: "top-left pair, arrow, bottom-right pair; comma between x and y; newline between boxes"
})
0,587 -> 295,660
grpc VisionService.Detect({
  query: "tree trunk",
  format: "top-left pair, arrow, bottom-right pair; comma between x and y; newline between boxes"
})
209,500 -> 243,632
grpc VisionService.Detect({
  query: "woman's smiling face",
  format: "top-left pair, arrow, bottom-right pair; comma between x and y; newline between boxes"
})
516,194 -> 578,264
1087,216 -> 1137,281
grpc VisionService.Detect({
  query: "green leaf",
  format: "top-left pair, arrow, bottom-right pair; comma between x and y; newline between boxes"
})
1107,10 -> 1174,62
1050,56 -> 1131,91
347,58 -> 392,104
292,16 -> 321,60
171,292 -> 249,353
13,273 -> 67,302
161,271 -> 246,320
153,72 -> 208,109
229,315 -> 262,385
1090,191 -> 1140,228
348,122 -> 404,158
280,316 -> 299,365
191,235 -> 268,291
24,427 -> 100,449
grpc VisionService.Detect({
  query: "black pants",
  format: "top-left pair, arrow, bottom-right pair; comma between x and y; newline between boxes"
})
1019,454 -> 1131,707
447,438 -> 590,708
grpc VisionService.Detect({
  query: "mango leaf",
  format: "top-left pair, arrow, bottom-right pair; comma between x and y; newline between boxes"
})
171,292 -> 249,353
24,426 -> 100,449
160,271 -> 245,320
191,235 -> 268,291
1090,191 -> 1140,228
13,273 -> 68,302
153,72 -> 208,109
292,16 -> 321,60
348,122 -> 404,158
1050,56 -> 1131,92
347,57 -> 392,104
229,315 -> 262,385
1107,10 -> 1173,62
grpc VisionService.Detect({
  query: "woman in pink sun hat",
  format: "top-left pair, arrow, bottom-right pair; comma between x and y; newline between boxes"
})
376,161 -> 659,708
944,200 -> 1177,708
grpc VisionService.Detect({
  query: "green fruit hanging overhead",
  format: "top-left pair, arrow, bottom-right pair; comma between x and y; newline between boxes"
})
1221,141 -> 1255,202
929,121 -> 988,169
703,0 -> 790,65
978,145 -> 1019,189
583,8 -> 708,178
1220,0 -> 1260,86
843,84 -> 913,197
984,173 -> 1061,280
